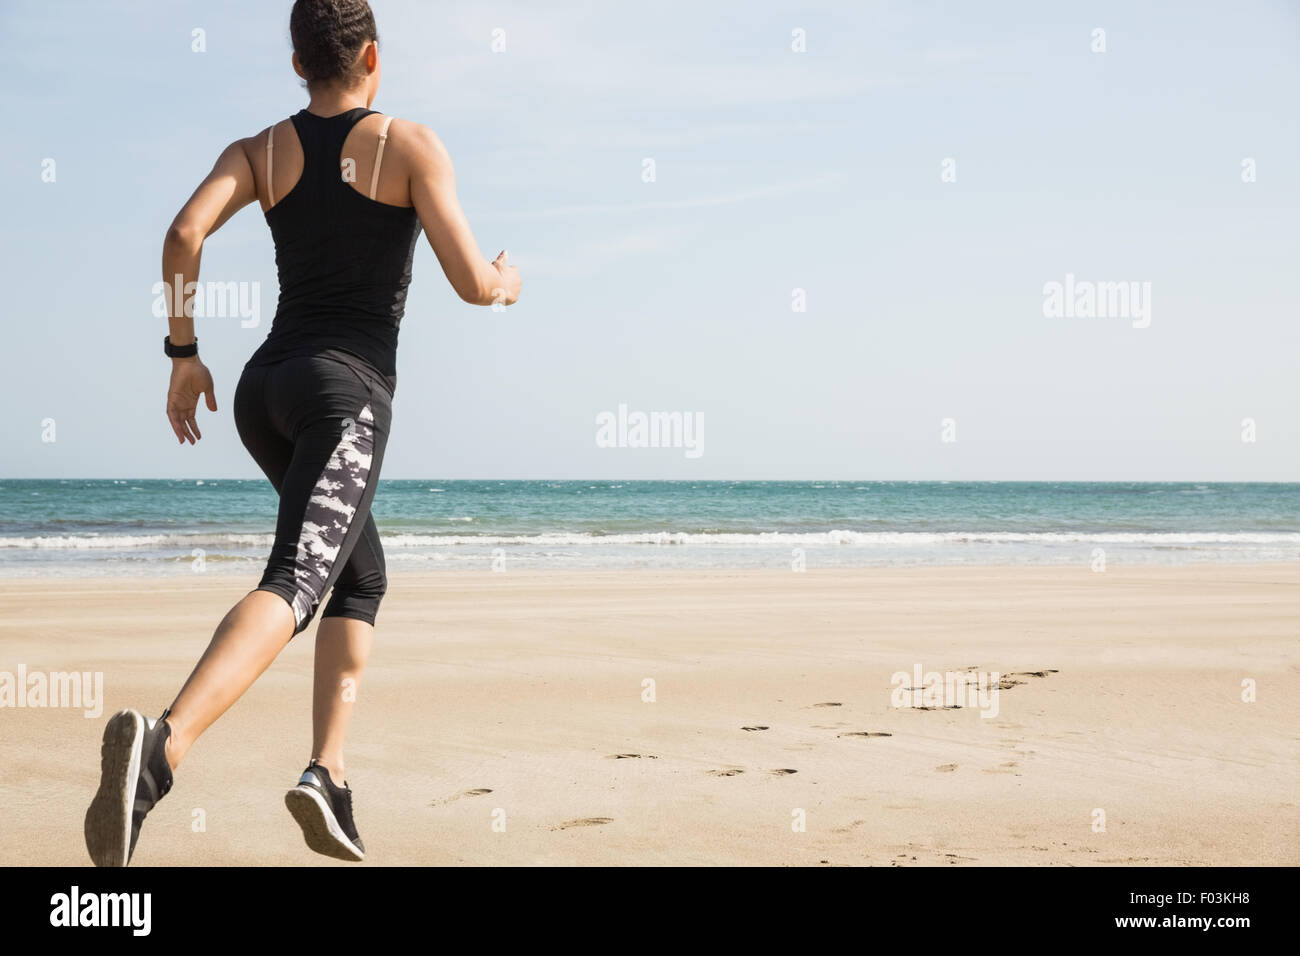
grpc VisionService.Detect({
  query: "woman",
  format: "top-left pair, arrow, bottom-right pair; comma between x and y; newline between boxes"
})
84,0 -> 519,866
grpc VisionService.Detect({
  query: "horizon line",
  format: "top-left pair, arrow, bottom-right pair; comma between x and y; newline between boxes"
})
2,477 -> 1297,485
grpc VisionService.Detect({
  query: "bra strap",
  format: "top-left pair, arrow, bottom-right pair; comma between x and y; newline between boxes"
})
266,123 -> 276,206
368,116 -> 394,200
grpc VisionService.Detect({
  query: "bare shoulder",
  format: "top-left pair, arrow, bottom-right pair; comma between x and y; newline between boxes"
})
386,117 -> 452,170
233,124 -> 279,167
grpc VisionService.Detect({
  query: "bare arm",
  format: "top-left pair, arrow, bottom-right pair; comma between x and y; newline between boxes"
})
161,139 -> 258,444
405,124 -> 520,307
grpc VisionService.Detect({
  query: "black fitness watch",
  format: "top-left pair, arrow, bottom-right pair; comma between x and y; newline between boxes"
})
163,336 -> 199,358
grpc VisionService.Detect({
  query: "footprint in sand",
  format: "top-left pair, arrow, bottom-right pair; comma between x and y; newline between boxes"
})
552,817 -> 613,830
812,702 -> 843,708
838,731 -> 892,738
981,761 -> 1020,775
707,767 -> 745,777
606,753 -> 658,759
768,768 -> 798,775
741,725 -> 770,732
935,763 -> 958,772
965,675 -> 1025,690
1009,670 -> 1059,679
430,788 -> 493,807
915,705 -> 963,711
831,819 -> 868,834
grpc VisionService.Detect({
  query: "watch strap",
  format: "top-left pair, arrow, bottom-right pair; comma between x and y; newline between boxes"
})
164,336 -> 198,358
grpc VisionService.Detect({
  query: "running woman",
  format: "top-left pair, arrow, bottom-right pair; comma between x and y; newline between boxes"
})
84,0 -> 520,866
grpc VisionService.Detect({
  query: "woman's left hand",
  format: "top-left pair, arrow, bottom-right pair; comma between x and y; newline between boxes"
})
166,358 -> 218,445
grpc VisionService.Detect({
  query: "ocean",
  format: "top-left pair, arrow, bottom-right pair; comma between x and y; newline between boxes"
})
1,480 -> 1297,577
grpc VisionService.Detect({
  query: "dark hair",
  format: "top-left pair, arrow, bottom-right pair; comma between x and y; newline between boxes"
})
290,0 -> 379,89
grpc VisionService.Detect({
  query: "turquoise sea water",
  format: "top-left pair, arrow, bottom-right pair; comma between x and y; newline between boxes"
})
0,480 -> 1297,576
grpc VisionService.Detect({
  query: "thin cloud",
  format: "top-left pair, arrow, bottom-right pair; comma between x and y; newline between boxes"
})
521,228 -> 687,278
470,172 -> 844,220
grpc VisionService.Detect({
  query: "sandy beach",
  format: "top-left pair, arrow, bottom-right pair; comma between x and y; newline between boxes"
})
1,563 -> 1296,866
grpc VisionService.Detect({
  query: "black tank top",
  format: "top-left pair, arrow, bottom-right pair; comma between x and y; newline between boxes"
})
245,108 -> 420,395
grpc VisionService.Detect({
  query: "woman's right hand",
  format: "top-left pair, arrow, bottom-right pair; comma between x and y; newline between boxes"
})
490,250 -> 521,307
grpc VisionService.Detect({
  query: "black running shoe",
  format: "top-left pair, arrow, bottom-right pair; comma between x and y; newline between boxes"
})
284,761 -> 365,861
84,708 -> 173,867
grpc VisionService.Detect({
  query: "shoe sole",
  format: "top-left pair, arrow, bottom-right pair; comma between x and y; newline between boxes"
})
84,709 -> 143,868
284,786 -> 365,862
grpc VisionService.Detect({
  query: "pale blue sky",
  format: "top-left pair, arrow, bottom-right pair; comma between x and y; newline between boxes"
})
1,0 -> 1296,480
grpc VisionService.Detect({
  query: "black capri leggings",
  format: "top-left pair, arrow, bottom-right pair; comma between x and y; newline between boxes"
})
233,354 -> 392,635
